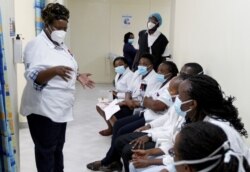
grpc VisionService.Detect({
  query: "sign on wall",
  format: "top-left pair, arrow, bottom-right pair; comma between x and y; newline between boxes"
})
122,15 -> 132,27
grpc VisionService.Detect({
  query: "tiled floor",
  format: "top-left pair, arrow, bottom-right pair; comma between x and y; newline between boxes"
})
20,83 -> 115,172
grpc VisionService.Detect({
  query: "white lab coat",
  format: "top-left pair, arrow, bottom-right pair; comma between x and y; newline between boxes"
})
115,67 -> 133,99
144,116 -> 250,171
20,31 -> 78,122
143,82 -> 172,122
129,108 -> 250,172
143,106 -> 182,144
127,70 -> 162,100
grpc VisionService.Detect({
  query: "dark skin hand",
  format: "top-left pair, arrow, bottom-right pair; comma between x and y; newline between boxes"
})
134,124 -> 151,132
132,159 -> 150,168
143,96 -> 167,112
77,73 -> 95,89
132,149 -> 149,160
117,99 -> 140,109
35,65 -> 73,85
130,135 -> 151,150
131,149 -> 164,168
143,96 -> 153,106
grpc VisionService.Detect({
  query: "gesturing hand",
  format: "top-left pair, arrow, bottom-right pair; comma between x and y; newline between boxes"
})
77,73 -> 95,89
54,66 -> 73,82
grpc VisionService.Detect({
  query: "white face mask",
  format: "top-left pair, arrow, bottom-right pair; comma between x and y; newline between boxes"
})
51,30 -> 67,45
147,22 -> 156,30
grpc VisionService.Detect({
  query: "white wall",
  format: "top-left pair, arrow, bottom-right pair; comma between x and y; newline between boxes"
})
171,0 -> 250,143
14,0 -> 35,124
0,0 -> 19,170
68,0 -> 172,83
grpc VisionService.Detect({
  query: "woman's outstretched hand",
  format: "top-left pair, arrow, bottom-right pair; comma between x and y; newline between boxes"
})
77,73 -> 95,89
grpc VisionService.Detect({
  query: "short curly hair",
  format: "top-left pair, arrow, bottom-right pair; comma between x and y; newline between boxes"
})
42,3 -> 69,25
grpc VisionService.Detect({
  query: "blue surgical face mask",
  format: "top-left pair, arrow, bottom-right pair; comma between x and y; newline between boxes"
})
137,66 -> 148,76
128,39 -> 134,44
115,66 -> 126,74
156,73 -> 166,83
174,96 -> 193,117
164,89 -> 175,107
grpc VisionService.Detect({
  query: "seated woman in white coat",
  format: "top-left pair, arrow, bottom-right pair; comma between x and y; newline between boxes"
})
114,63 -> 204,172
86,57 -> 171,172
164,122 -> 250,172
106,54 -> 162,123
129,74 -> 250,172
96,57 -> 133,136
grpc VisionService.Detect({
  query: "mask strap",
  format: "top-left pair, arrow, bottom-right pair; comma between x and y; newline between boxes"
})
181,99 -> 193,105
207,141 -> 230,157
197,71 -> 204,75
174,154 -> 222,166
174,141 -> 230,166
224,150 -> 245,172
48,25 -> 54,33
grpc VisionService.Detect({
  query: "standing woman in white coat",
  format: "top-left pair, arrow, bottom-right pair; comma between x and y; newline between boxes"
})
20,3 -> 94,172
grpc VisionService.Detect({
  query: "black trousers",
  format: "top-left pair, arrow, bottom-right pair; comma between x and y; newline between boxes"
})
27,114 -> 67,172
115,132 -> 156,172
101,114 -> 146,166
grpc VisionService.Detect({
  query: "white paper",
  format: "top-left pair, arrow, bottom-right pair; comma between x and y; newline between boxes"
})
104,99 -> 120,120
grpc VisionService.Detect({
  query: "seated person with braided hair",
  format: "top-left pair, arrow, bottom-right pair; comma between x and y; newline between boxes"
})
129,74 -> 249,172
115,63 -> 204,172
162,122 -> 250,172
86,60 -> 178,171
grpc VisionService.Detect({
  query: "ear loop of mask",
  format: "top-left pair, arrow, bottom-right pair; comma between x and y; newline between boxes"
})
197,71 -> 204,75
180,98 -> 193,113
173,141 -> 231,171
47,25 -> 54,33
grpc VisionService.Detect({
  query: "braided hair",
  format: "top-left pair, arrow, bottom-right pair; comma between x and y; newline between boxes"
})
42,3 -> 69,25
187,75 -> 247,137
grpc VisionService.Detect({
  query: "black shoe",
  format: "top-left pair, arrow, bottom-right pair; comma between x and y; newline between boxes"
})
86,161 -> 109,171
105,161 -> 123,172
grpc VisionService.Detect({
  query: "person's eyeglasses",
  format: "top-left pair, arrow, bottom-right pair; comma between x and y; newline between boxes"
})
168,148 -> 175,157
